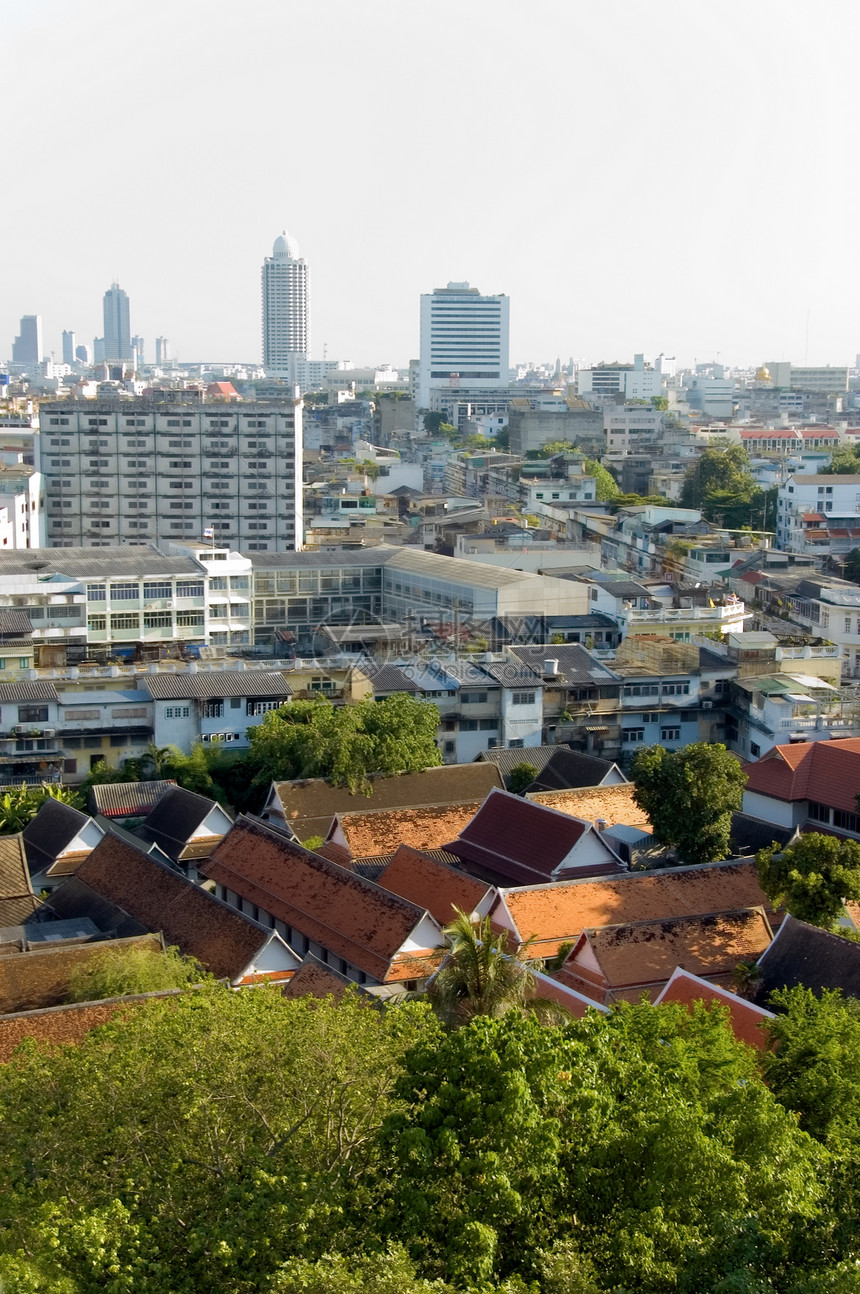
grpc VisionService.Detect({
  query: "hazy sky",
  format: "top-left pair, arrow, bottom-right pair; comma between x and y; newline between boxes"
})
3,0 -> 859,371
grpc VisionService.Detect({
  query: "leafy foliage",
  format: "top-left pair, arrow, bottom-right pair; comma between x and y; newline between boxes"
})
245,693 -> 442,792
65,943 -> 208,1003
631,741 -> 747,864
507,762 -> 538,794
583,457 -> 619,501
679,443 -> 774,529
0,782 -> 83,834
819,446 -> 860,476
756,832 -> 860,929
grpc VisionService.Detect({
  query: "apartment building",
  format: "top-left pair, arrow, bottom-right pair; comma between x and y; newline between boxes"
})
776,473 -> 860,556
39,400 -> 302,552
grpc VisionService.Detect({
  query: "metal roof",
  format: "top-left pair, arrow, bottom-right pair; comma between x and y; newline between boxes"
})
0,545 -> 202,578
508,644 -> 622,686
142,671 -> 293,701
247,547 -> 397,570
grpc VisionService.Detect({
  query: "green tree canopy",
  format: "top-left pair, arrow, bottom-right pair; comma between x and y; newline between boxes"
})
65,944 -> 209,1003
756,832 -> 860,929
0,782 -> 83,834
507,761 -> 538,794
631,742 -> 748,864
583,457 -> 619,501
819,446 -> 860,476
246,693 -> 442,792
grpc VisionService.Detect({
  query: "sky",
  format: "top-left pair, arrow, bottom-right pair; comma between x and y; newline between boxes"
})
3,0 -> 859,372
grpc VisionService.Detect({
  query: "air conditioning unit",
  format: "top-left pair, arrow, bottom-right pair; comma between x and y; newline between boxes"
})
42,729 -> 56,738
702,700 -> 714,710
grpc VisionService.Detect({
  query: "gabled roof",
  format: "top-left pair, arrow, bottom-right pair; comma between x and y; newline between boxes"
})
365,664 -> 422,694
527,784 -> 650,830
0,833 -> 38,926
755,913 -> 860,1000
65,831 -> 278,981
495,859 -> 779,958
143,671 -> 292,701
0,609 -> 33,637
329,802 -> 482,860
654,967 -> 774,1050
282,955 -> 354,1002
134,786 -> 232,863
0,680 -> 58,703
475,744 -> 564,782
89,780 -> 177,819
22,798 -> 100,876
743,737 -> 860,815
266,764 -> 504,843
202,816 -> 442,982
526,749 -> 625,793
444,788 -> 622,887
564,908 -> 773,1000
376,845 -> 494,926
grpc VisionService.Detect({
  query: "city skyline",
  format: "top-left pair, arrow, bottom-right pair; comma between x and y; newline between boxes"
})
4,0 -> 860,370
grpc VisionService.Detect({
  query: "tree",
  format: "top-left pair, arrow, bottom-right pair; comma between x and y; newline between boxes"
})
819,447 -> 860,476
680,443 -> 756,511
631,742 -> 747,864
763,986 -> 860,1143
495,424 -> 509,451
422,411 -> 444,436
0,782 -> 83,834
427,910 -> 566,1029
507,761 -> 538,794
756,832 -> 860,929
583,457 -> 619,501
844,547 -> 860,584
246,693 -> 441,793
269,1247 -> 456,1294
65,944 -> 208,1003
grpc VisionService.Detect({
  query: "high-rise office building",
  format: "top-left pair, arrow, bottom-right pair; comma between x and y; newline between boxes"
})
75,344 -> 91,365
62,330 -> 76,366
262,229 -> 309,379
417,282 -> 509,409
12,315 -> 43,367
103,282 -> 132,361
131,335 -> 145,366
155,337 -> 170,365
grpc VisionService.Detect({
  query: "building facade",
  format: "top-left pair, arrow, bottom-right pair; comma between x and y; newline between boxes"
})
103,284 -> 132,362
262,230 -> 309,379
39,400 -> 302,552
12,316 -> 42,368
418,282 -> 509,409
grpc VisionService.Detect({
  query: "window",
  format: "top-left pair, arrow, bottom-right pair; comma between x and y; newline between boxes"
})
461,691 -> 488,704
111,613 -> 139,630
511,691 -> 536,705
143,612 -> 172,628
809,801 -> 831,823
164,706 -> 190,719
623,683 -> 660,697
18,705 -> 48,724
247,699 -> 281,716
176,611 -> 204,627
87,614 -> 106,631
834,809 -> 860,834
641,712 -> 660,723
662,682 -> 690,696
623,728 -> 645,743
201,701 -> 224,718
176,581 -> 204,598
661,727 -> 681,741
110,582 -> 138,600
143,582 -> 172,599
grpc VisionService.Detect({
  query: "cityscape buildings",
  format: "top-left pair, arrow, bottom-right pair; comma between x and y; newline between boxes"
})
61,330 -> 76,367
262,229 -> 309,382
11,315 -> 42,367
417,282 -> 509,409
102,282 -> 132,362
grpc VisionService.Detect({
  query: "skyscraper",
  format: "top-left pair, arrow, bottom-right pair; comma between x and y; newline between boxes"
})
418,282 -> 509,408
131,335 -> 145,366
155,337 -> 170,365
103,282 -> 132,361
261,230 -> 309,379
12,315 -> 42,367
62,330 -> 76,366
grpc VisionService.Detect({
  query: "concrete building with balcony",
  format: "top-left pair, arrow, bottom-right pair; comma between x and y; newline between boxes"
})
725,672 -> 860,760
776,473 -> 860,556
39,400 -> 301,552
144,669 -> 293,753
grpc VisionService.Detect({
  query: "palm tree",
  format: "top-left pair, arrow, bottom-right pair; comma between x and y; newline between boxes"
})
428,909 -> 570,1028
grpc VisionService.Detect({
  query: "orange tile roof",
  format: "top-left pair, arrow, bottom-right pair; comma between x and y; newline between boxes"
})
495,859 -> 779,958
653,967 -> 774,1050
564,908 -> 773,1001
202,817 -> 441,982
282,956 -> 353,1002
527,784 -> 651,829
333,803 -> 482,859
744,737 -> 860,815
376,845 -> 493,926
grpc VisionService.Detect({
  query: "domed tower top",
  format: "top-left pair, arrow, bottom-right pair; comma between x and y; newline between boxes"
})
273,229 -> 300,259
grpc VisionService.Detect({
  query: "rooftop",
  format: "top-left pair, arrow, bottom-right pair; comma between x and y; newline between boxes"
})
331,802 -> 482,860
755,913 -> 860,1001
376,844 -> 493,926
142,671 -> 292,701
743,738 -> 860,815
0,544 -> 202,579
527,784 -> 650,830
653,966 -> 774,1049
89,780 -> 178,819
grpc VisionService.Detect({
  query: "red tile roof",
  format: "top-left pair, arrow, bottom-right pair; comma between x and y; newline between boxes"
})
801,513 -> 826,522
494,859 -> 779,958
444,789 -> 619,886
653,967 -> 774,1049
376,844 -> 493,926
331,803 -> 482,859
744,738 -> 860,815
202,817 -> 442,982
0,990 -> 187,1063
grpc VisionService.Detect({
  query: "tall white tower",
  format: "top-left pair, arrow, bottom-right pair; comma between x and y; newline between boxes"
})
103,283 -> 132,362
261,230 -> 309,379
418,282 -> 509,409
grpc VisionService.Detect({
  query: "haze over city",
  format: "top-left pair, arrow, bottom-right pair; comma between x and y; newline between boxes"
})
4,0 -> 859,369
